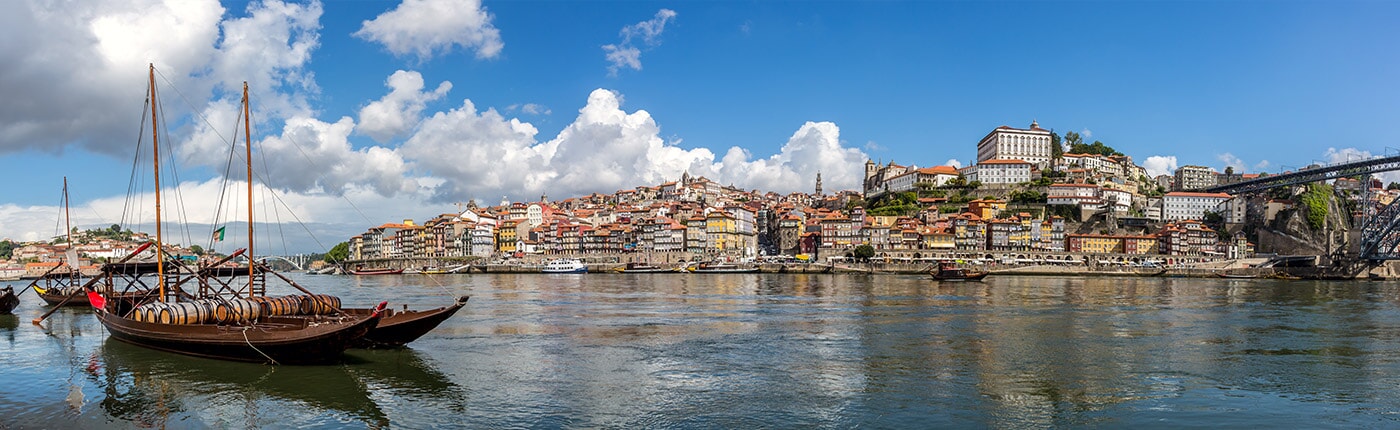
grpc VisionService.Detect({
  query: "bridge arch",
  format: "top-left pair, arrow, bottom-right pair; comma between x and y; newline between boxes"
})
257,255 -> 304,271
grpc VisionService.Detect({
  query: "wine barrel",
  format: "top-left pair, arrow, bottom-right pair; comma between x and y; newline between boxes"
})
224,298 -> 262,323
132,303 -> 164,323
157,302 -> 210,325
299,294 -> 342,315
251,295 -> 302,316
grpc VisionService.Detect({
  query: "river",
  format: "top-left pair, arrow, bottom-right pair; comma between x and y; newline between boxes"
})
2,273 -> 1399,428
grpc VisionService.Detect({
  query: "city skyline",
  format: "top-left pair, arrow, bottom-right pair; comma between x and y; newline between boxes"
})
1,0 -> 1397,250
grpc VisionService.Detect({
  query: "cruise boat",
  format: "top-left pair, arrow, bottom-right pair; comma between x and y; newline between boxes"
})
614,262 -> 674,273
930,262 -> 989,281
541,259 -> 588,274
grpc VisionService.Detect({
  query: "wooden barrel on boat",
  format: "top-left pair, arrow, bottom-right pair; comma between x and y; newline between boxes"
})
299,294 -> 342,315
250,295 -> 302,316
131,303 -> 164,323
224,298 -> 262,323
156,302 -> 211,325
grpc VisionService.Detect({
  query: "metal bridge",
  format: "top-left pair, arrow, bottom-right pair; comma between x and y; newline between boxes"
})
1203,154 -> 1400,195
1200,154 -> 1400,261
258,255 -> 309,271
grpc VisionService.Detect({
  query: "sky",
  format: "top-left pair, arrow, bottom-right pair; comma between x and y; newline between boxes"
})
1,0 -> 1398,254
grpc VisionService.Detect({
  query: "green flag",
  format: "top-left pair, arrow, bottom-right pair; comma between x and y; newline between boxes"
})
213,226 -> 226,242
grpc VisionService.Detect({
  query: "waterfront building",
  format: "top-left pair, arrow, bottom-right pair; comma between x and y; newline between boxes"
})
496,220 -> 518,254
654,219 -> 686,253
1162,192 -> 1232,221
1216,197 -> 1247,225
1066,234 -> 1123,254
967,198 -> 1007,220
976,120 -> 1054,168
862,219 -> 893,251
777,214 -> 803,255
818,214 -> 858,253
1173,165 -> 1217,191
685,216 -> 707,255
1157,220 -> 1219,256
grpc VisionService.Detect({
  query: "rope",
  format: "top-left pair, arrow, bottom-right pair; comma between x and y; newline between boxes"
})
241,326 -> 279,365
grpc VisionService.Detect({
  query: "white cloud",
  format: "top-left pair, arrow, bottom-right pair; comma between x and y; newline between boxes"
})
1254,160 -> 1271,172
1142,155 -> 1178,177
354,0 -> 503,61
1080,128 -> 1092,140
507,103 -> 551,116
357,70 -> 452,142
399,88 -> 866,203
1324,147 -> 1373,164
863,140 -> 885,152
945,159 -> 963,169
1217,152 -> 1246,172
603,9 -> 677,76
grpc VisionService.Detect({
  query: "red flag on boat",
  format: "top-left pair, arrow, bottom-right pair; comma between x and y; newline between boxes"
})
86,291 -> 105,309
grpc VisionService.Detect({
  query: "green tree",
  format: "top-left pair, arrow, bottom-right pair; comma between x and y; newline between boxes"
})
1050,131 -> 1063,163
190,244 -> 204,255
852,245 -> 875,262
0,240 -> 13,260
325,242 -> 350,262
1224,166 -> 1235,176
1064,131 -> 1083,149
1388,182 -> 1400,191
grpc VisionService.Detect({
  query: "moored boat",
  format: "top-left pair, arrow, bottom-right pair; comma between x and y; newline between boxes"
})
930,262 -> 989,281
541,259 -> 588,273
342,295 -> 470,348
614,262 -> 674,273
0,286 -> 17,315
348,266 -> 404,275
84,67 -> 388,364
687,261 -> 760,273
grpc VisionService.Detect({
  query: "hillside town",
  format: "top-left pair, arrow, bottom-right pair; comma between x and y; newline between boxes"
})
340,121 -> 1390,267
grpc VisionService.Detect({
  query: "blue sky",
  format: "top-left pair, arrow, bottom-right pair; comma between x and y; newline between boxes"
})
1,0 -> 1397,252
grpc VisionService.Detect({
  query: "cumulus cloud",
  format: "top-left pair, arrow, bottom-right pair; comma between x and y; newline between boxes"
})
1142,155 -> 1178,177
357,70 -> 452,142
1325,147 -> 1374,164
863,140 -> 885,152
946,159 -> 963,169
354,0 -> 503,61
603,9 -> 677,76
400,88 -> 865,203
1080,128 -> 1093,140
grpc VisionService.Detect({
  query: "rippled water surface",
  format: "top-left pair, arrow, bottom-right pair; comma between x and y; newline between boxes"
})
4,274 -> 1400,428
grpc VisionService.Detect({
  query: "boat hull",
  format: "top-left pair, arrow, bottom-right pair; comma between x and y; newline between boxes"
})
931,272 -> 989,281
349,268 -> 404,275
95,310 -> 380,364
0,287 -> 17,315
344,296 -> 470,348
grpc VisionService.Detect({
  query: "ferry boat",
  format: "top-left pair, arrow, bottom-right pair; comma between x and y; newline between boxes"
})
542,259 -> 588,274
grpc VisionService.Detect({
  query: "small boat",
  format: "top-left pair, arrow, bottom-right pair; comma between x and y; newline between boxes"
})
348,266 -> 404,275
930,262 -> 989,281
614,262 -> 673,273
1217,272 -> 1257,279
541,259 -> 588,273
0,286 -> 17,314
343,295 -> 471,348
687,261 -> 760,273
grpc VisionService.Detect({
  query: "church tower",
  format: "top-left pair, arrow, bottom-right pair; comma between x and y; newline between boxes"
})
815,172 -> 824,196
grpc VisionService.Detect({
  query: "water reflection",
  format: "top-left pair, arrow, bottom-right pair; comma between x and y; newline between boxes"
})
96,340 -> 390,428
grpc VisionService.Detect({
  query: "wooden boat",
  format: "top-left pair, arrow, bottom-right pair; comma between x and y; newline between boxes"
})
343,295 -> 471,348
687,261 -> 760,273
1217,272 -> 1258,279
85,67 -> 384,364
348,266 -> 404,275
0,286 -> 17,315
614,262 -> 673,273
541,259 -> 588,273
930,262 -> 989,281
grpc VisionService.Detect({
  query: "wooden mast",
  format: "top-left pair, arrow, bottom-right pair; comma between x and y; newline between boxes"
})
62,177 -> 78,285
149,63 -> 165,301
242,82 -> 255,296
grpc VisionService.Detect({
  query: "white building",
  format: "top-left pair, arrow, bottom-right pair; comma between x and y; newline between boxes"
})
1046,184 -> 1101,206
1216,196 -> 1248,224
1174,165 -> 1217,191
971,159 -> 1033,185
884,166 -> 961,193
1101,188 -> 1133,214
1162,192 -> 1232,221
976,120 -> 1054,169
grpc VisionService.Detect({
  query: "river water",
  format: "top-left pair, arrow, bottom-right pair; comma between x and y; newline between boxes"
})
3,273 -> 1400,428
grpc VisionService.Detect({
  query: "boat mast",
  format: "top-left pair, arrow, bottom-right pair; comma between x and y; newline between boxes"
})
149,64 -> 165,301
63,177 -> 78,285
242,82 -> 255,296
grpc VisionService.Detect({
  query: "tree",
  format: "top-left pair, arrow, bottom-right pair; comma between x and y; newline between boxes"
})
190,245 -> 204,255
1388,182 -> 1400,191
325,242 -> 350,262
110,224 -> 121,234
1050,131 -> 1063,163
1224,166 -> 1235,176
1064,131 -> 1083,149
852,245 -> 875,262
0,240 -> 13,260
